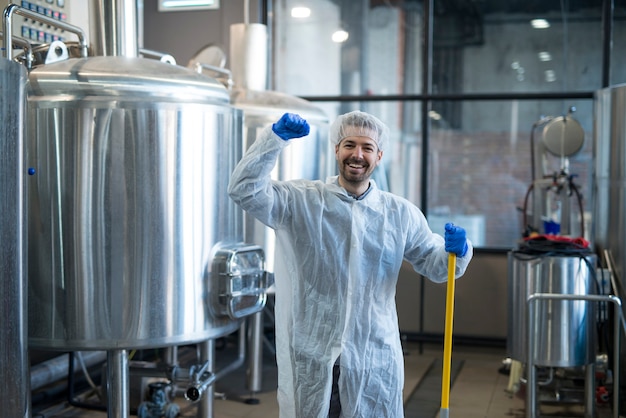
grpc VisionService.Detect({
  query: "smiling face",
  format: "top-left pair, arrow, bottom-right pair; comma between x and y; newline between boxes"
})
335,130 -> 383,196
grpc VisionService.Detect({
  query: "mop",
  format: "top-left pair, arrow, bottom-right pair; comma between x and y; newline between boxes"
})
439,253 -> 456,418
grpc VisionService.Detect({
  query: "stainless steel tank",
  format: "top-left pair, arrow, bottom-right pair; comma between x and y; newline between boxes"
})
231,88 -> 332,270
507,252 -> 596,367
0,56 -> 30,418
26,55 -> 254,350
593,83 -> 626,411
594,84 -> 626,291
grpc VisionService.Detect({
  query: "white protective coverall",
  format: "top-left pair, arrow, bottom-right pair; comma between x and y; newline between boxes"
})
227,125 -> 473,418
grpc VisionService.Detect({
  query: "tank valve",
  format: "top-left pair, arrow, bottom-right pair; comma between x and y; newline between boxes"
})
183,362 -> 216,402
185,386 -> 202,402
137,382 -> 180,418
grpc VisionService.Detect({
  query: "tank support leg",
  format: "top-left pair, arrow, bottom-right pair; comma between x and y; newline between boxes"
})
526,362 -> 538,418
106,349 -> 129,418
197,339 -> 215,418
584,363 -> 595,418
245,311 -> 264,404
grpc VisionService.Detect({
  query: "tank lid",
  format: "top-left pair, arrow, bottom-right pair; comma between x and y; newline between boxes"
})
28,56 -> 230,103
230,88 -> 328,122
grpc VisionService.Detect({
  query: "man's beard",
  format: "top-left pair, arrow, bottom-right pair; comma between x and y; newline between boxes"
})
339,158 -> 373,184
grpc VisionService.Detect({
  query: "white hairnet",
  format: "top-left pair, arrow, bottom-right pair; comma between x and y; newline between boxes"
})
329,110 -> 390,151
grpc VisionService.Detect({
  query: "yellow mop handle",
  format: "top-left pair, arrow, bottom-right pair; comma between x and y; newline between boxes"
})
440,252 -> 457,418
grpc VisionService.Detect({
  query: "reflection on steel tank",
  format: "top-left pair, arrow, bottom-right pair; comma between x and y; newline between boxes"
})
593,84 -> 626,411
25,46 -> 254,350
594,85 -> 626,296
229,23 -> 332,272
507,253 -> 596,367
0,52 -> 30,418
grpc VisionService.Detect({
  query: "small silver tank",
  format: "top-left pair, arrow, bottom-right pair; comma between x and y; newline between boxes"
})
507,252 -> 596,367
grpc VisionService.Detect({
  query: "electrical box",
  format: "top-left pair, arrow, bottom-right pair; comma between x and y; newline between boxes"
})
0,0 -> 89,44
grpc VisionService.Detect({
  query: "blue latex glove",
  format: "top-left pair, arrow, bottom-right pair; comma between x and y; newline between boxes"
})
272,113 -> 310,140
444,223 -> 468,257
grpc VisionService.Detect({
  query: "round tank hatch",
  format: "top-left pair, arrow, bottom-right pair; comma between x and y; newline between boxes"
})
27,56 -> 230,104
542,116 -> 584,157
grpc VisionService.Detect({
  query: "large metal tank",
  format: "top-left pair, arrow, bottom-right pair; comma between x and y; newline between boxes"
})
593,83 -> 626,411
507,252 -> 596,367
594,84 -> 626,292
0,56 -> 30,418
26,54 -> 252,350
224,23 -> 333,270
231,88 -> 332,269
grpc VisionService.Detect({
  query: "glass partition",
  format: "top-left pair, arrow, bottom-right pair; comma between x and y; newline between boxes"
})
271,0 -> 621,248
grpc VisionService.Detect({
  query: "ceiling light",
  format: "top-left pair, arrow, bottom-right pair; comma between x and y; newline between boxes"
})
291,7 -> 311,18
159,0 -> 218,10
545,70 -> 557,82
531,19 -> 550,29
428,110 -> 442,121
332,30 -> 349,43
538,51 -> 552,62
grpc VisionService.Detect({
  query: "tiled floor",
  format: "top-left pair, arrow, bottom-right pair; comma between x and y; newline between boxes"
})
35,342 -> 615,418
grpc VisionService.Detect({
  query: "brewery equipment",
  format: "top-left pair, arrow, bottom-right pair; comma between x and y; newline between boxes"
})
594,83 -> 626,415
508,253 -> 597,367
0,43 -> 30,418
3,2 -> 272,417
190,22 -> 332,403
508,109 -> 602,417
522,109 -> 586,238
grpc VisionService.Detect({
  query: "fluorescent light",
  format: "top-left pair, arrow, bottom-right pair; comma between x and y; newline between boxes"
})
159,0 -> 218,11
531,19 -> 550,29
428,110 -> 442,121
291,7 -> 311,18
538,51 -> 552,61
332,30 -> 349,43
545,70 -> 557,82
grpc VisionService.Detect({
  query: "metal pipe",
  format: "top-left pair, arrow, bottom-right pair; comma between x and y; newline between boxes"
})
89,0 -> 137,57
527,293 -> 622,418
123,329 -> 248,412
31,351 -> 107,391
229,23 -> 268,91
215,324 -> 247,383
0,54 -> 29,418
106,349 -> 129,418
300,91 -> 594,103
139,48 -> 176,65
197,339 -> 215,418
0,31 -> 34,68
190,324 -> 247,408
601,0 -> 614,87
584,363 -> 595,418
191,62 -> 233,90
163,346 -> 179,366
3,4 -> 88,59
247,311 -> 264,395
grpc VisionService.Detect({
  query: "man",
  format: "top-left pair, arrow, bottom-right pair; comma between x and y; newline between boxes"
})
228,111 -> 473,418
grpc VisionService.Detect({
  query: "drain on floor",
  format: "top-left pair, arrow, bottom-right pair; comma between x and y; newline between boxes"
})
404,358 -> 465,418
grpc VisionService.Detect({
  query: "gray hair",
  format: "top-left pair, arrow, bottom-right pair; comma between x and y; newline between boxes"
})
329,110 -> 390,151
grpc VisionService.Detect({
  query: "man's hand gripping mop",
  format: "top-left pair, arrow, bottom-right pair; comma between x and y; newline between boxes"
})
440,252 -> 456,418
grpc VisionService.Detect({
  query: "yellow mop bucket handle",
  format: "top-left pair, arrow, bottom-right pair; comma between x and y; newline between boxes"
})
440,252 -> 457,418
